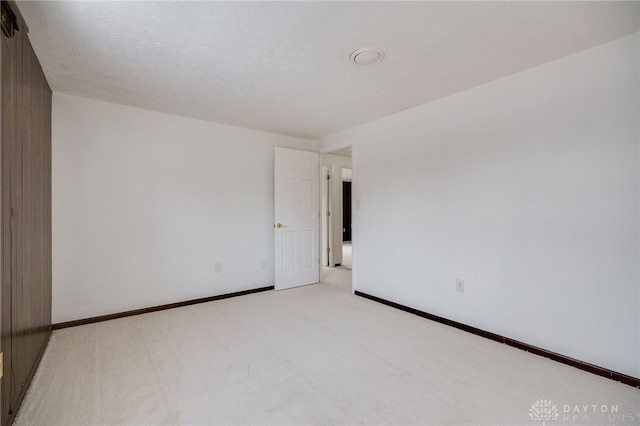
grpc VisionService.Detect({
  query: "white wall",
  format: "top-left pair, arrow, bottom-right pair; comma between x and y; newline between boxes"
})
52,94 -> 314,323
320,33 -> 640,378
321,153 -> 352,169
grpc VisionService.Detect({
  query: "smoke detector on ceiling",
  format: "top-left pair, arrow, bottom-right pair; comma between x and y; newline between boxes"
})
349,47 -> 385,66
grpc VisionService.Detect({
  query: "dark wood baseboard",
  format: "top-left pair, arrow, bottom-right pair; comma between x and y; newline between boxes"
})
6,326 -> 52,426
53,286 -> 275,330
354,291 -> 640,389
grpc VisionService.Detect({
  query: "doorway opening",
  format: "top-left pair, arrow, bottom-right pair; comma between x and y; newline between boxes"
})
341,168 -> 352,270
321,147 -> 353,287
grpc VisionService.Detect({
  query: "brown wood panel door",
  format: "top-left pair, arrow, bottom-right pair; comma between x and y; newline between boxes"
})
1,11 -> 23,421
1,2 -> 52,423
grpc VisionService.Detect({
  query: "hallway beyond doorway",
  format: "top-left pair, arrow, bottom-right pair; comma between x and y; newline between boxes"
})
341,242 -> 352,270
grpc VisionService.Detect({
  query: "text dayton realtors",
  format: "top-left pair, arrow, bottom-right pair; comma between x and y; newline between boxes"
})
561,404 -> 639,423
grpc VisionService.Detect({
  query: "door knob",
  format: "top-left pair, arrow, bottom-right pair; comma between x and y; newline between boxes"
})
275,223 -> 287,228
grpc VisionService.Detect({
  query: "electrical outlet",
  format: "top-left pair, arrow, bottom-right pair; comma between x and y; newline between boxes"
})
215,262 -> 222,273
456,279 -> 464,293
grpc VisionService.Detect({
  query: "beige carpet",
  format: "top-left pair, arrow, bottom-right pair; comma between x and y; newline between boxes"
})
15,267 -> 640,425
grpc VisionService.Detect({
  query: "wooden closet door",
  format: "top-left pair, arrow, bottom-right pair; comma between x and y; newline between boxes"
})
1,2 -> 52,424
1,11 -> 23,421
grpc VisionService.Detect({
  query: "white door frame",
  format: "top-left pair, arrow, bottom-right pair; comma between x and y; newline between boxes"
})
321,165 -> 329,267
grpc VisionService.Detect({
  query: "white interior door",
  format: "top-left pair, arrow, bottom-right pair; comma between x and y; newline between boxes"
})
274,147 -> 320,290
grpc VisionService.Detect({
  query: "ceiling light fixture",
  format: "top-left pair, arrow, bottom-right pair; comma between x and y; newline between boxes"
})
349,47 -> 385,66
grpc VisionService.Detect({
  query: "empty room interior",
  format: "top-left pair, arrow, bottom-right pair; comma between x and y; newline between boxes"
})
1,1 -> 639,425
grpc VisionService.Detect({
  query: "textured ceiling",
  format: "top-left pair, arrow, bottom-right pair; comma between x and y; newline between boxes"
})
17,1 -> 640,139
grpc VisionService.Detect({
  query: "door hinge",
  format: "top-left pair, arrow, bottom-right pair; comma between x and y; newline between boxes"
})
326,174 -> 330,180
326,247 -> 330,254
0,352 -> 3,379
326,210 -> 330,217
